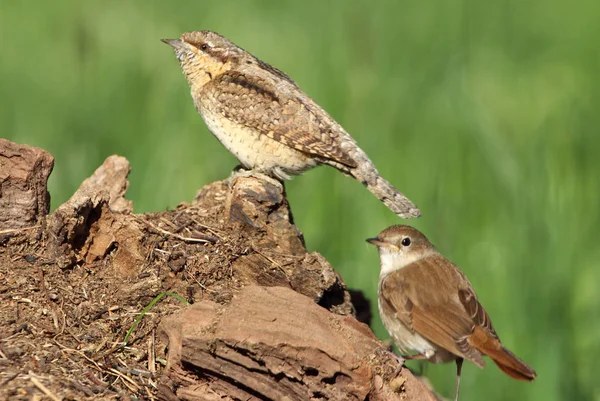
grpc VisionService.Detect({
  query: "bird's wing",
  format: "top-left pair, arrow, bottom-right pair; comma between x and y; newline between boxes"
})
200,71 -> 358,168
458,278 -> 536,380
379,272 -> 415,332
381,254 -> 491,367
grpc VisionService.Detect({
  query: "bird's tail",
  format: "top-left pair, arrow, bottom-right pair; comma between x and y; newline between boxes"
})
469,326 -> 537,381
350,163 -> 420,219
488,346 -> 537,381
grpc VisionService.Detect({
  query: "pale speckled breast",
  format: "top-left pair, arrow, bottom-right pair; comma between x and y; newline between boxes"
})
199,106 -> 317,180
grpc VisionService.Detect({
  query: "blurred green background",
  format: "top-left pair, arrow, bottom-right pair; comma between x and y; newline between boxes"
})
2,1 -> 599,399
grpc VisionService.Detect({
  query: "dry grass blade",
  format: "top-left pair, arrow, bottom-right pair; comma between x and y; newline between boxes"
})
29,373 -> 62,401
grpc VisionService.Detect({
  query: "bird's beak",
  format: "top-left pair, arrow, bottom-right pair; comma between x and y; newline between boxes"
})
366,237 -> 386,247
161,38 -> 185,50
367,237 -> 399,251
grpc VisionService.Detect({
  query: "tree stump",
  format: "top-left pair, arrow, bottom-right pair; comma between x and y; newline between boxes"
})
0,139 -> 439,401
0,139 -> 53,230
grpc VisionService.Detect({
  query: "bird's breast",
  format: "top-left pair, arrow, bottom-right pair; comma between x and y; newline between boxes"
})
197,106 -> 317,180
377,297 -> 433,354
378,293 -> 455,364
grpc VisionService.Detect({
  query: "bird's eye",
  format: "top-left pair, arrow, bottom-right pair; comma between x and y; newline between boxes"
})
401,237 -> 411,247
200,44 -> 208,51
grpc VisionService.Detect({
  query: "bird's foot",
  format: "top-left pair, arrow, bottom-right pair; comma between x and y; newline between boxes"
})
232,164 -> 247,173
384,348 -> 429,377
227,167 -> 282,188
376,343 -> 406,377
227,165 -> 250,181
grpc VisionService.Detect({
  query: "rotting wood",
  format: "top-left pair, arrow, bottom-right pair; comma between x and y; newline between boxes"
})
0,139 -> 54,230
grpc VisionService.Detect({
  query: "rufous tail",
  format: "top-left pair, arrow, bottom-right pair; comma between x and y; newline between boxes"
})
489,346 -> 537,381
469,326 -> 536,381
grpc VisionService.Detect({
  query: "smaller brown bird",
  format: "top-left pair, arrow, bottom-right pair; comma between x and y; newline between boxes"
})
367,225 -> 536,401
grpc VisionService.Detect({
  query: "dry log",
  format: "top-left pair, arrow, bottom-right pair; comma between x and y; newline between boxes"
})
158,285 -> 439,401
0,139 -> 54,231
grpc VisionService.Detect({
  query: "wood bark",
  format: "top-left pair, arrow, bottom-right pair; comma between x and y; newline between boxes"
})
0,139 -> 54,230
0,139 -> 439,401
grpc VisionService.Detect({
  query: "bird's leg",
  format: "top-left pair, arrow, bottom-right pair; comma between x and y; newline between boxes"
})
390,353 -> 406,376
388,351 -> 428,376
227,165 -> 248,183
227,168 -> 283,188
376,342 -> 405,376
378,341 -> 430,376
403,353 -> 428,360
232,164 -> 246,173
400,353 -> 431,376
454,357 -> 464,401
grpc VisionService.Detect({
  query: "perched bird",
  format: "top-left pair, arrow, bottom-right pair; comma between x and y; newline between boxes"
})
367,225 -> 536,400
162,31 -> 419,218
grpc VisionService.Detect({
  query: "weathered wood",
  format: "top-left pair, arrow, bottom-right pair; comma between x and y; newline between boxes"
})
44,155 -> 143,271
0,141 -> 439,401
158,286 -> 439,401
0,139 -> 54,230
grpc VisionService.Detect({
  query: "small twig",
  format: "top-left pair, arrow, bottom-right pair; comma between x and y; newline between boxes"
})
192,275 -> 218,294
108,368 -> 140,390
93,338 -> 108,354
144,385 -> 157,400
0,372 -> 19,387
29,372 -> 62,401
190,217 -> 224,239
116,366 -> 152,378
148,329 -> 156,374
0,225 -> 40,235
153,248 -> 171,256
158,216 -> 180,231
252,244 -> 288,276
116,356 -> 129,368
138,217 -> 217,244
116,375 -> 138,392
67,379 -> 95,397
36,268 -> 48,299
84,369 -> 107,387
54,341 -> 104,373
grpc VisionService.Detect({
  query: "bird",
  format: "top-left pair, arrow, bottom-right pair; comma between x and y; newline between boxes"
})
366,225 -> 536,400
161,30 -> 419,218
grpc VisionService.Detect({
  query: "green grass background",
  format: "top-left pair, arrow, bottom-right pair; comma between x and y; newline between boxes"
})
2,1 -> 599,399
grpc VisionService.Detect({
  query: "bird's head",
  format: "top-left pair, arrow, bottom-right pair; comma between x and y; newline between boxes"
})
367,225 -> 435,275
162,30 -> 245,91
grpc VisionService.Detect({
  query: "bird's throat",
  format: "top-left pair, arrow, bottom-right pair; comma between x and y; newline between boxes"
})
379,248 -> 430,277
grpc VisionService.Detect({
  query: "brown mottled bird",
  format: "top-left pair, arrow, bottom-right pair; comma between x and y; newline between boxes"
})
162,30 -> 419,218
367,225 -> 536,401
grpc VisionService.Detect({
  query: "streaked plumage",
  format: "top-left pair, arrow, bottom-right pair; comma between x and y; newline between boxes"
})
162,30 -> 420,218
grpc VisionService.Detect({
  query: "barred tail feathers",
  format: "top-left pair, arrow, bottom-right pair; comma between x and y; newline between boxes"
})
350,162 -> 420,219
